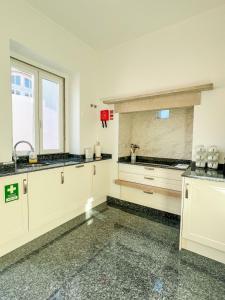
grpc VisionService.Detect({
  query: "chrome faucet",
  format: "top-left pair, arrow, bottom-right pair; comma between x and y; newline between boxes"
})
13,140 -> 34,168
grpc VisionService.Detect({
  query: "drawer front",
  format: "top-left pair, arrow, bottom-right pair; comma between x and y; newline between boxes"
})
119,163 -> 183,181
120,186 -> 181,215
119,171 -> 182,191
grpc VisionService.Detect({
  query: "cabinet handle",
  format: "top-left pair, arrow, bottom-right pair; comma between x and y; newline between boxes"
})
23,179 -> 28,194
144,176 -> 154,180
76,165 -> 84,168
143,190 -> 154,195
144,167 -> 154,170
93,165 -> 96,176
185,184 -> 189,199
61,172 -> 64,184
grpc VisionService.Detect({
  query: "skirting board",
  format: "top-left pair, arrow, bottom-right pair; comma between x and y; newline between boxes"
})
107,196 -> 180,228
181,238 -> 225,265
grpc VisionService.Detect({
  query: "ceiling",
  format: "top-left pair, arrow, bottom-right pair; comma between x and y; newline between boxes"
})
26,0 -> 225,50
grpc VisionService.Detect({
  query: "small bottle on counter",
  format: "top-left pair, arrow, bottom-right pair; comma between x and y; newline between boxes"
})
95,141 -> 102,160
29,151 -> 38,164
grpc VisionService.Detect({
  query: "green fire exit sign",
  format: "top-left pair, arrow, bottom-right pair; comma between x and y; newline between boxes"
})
5,183 -> 19,203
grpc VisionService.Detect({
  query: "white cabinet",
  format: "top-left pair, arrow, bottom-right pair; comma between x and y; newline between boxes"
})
182,178 -> 225,259
0,174 -> 28,249
119,163 -> 183,180
28,167 -> 65,232
121,185 -> 181,215
0,159 -> 111,257
92,160 -> 110,204
118,163 -> 182,215
64,163 -> 93,217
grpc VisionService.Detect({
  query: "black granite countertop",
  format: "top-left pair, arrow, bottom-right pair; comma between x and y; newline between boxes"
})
0,153 -> 112,178
118,156 -> 191,171
182,163 -> 225,183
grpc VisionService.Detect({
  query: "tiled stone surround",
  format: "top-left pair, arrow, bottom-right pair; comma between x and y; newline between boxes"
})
119,107 -> 194,159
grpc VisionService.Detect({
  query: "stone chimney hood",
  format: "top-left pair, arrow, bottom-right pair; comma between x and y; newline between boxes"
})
101,83 -> 213,113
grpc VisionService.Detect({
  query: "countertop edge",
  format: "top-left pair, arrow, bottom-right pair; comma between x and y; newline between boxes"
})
117,160 -> 189,171
0,156 -> 112,178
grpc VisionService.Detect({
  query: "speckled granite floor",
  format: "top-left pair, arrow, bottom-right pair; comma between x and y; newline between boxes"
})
0,205 -> 225,300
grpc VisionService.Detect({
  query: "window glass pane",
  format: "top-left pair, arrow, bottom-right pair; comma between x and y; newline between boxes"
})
42,79 -> 60,150
11,67 -> 35,152
156,109 -> 170,119
24,78 -> 32,88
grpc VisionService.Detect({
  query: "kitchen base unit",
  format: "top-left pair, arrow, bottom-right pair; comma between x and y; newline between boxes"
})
180,177 -> 225,264
117,163 -> 183,215
0,174 -> 29,258
0,159 -> 111,258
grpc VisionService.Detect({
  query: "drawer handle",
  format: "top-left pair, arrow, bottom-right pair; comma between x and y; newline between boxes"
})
144,176 -> 154,180
23,179 -> 28,194
61,172 -> 64,184
144,167 -> 154,170
185,183 -> 189,199
76,165 -> 84,168
143,190 -> 154,195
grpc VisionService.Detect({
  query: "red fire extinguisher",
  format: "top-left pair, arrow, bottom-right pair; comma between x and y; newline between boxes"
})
100,110 -> 114,128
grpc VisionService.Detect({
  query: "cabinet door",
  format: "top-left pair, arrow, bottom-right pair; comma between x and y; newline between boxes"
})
121,186 -> 181,215
93,160 -> 110,203
182,179 -> 225,252
64,164 -> 92,216
28,167 -> 64,232
0,174 -> 28,247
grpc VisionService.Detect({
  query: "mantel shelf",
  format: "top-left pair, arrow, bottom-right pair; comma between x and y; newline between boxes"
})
102,83 -> 213,105
101,83 -> 213,113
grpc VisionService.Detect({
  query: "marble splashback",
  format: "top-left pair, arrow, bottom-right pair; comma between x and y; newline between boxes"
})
119,108 -> 193,159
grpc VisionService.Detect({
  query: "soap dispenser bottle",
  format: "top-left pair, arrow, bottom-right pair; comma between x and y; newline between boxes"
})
29,151 -> 38,164
95,141 -> 102,160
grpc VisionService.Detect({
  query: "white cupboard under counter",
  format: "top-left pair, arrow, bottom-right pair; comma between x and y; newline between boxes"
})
0,174 -> 28,257
117,163 -> 184,215
0,159 -> 111,258
180,176 -> 225,264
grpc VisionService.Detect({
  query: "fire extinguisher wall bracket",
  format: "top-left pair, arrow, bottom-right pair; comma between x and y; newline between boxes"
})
109,110 -> 114,120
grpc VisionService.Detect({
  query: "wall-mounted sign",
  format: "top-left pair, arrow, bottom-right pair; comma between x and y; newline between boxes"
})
5,183 -> 19,203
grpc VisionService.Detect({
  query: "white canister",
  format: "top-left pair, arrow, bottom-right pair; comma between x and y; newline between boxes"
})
95,142 -> 101,159
196,145 -> 206,153
208,145 -> 218,153
196,160 -> 206,168
208,154 -> 219,161
84,147 -> 93,160
208,161 -> 218,169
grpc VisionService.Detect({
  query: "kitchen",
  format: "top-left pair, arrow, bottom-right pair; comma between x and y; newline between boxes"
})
1,1 -> 225,299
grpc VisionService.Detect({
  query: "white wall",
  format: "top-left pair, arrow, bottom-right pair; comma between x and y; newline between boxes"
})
0,0 -> 99,162
1,1 -> 225,200
98,5 -> 225,197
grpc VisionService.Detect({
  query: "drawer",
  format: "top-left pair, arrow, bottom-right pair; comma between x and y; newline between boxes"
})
119,171 -> 182,191
120,186 -> 181,215
119,163 -> 183,181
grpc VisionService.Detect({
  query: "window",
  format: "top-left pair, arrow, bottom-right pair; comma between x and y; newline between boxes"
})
11,75 -> 21,86
24,78 -> 32,89
11,59 -> 64,154
156,109 -> 170,119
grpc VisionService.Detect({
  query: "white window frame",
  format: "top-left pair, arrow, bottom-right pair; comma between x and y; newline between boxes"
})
11,58 -> 65,155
